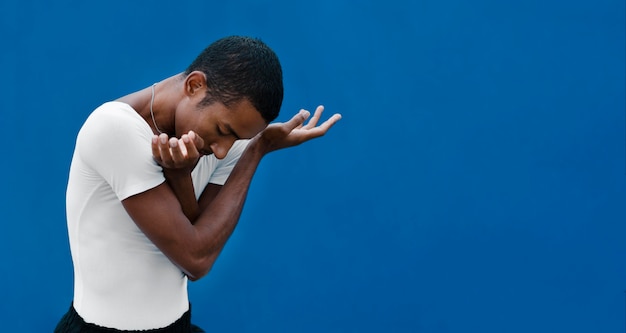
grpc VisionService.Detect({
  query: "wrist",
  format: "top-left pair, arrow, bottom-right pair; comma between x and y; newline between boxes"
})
247,136 -> 270,157
162,167 -> 192,180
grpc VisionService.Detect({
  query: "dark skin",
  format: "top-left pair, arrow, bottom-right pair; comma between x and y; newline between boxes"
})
116,71 -> 341,280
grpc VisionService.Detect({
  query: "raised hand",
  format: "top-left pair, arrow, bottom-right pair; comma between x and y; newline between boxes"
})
152,131 -> 205,172
253,105 -> 342,154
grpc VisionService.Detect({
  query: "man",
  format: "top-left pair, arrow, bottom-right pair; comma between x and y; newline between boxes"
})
54,36 -> 341,332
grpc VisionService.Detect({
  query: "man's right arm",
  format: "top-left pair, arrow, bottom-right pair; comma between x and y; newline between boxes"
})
121,109 -> 341,280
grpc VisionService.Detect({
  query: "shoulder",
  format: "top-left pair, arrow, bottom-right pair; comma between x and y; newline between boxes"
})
86,102 -> 143,126
80,102 -> 150,138
75,102 -> 153,158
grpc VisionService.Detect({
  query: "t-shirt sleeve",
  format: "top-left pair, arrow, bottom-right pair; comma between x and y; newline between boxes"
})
76,103 -> 165,200
208,139 -> 249,185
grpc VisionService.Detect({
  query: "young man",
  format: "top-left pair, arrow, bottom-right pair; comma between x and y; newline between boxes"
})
55,36 -> 341,332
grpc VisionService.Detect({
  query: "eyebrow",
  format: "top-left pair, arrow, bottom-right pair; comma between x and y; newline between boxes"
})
225,123 -> 242,140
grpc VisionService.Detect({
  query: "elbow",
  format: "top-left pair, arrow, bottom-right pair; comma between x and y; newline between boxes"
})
182,252 -> 218,281
176,230 -> 222,281
185,272 -> 203,282
185,267 -> 208,282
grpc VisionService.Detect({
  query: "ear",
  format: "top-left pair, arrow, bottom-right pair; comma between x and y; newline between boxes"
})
184,71 -> 207,97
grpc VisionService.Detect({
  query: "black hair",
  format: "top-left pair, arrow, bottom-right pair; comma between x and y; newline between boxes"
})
184,36 -> 283,123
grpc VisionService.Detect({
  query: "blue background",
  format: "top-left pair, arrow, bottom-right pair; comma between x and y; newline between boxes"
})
1,0 -> 624,332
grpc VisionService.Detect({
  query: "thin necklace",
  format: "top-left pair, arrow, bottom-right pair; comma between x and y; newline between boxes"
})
150,83 -> 164,134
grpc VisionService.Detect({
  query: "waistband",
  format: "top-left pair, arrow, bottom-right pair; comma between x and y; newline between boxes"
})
54,302 -> 197,333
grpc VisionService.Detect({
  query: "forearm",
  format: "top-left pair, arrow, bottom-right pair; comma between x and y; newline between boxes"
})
163,169 -> 199,222
152,132 -> 202,222
188,140 -> 265,278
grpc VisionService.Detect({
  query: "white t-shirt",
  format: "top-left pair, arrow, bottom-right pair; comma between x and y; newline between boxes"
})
66,101 -> 247,330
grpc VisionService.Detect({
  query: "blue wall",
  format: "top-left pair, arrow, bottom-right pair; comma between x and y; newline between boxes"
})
1,0 -> 624,332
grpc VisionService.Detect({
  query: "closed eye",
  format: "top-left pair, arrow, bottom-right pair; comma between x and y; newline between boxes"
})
217,123 -> 241,140
224,124 -> 241,140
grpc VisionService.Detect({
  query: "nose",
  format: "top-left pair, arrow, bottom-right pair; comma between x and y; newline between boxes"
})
210,138 -> 237,160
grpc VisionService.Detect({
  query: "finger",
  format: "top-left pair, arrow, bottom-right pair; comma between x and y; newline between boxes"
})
294,109 -> 311,130
303,105 -> 324,129
178,136 -> 189,156
305,113 -> 343,138
181,133 -> 199,161
169,137 -> 185,163
158,133 -> 173,165
151,135 -> 162,162
320,113 -> 342,129
188,131 -> 205,154
284,109 -> 310,132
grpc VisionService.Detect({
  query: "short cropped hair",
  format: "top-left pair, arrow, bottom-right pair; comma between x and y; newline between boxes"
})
184,36 -> 283,123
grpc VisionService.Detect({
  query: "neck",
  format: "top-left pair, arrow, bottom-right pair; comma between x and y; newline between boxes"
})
150,83 -> 164,134
117,75 -> 182,136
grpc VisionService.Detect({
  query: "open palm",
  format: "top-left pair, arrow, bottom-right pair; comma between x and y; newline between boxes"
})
256,105 -> 342,154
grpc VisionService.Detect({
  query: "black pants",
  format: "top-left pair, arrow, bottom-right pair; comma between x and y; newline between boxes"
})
54,303 -> 205,333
